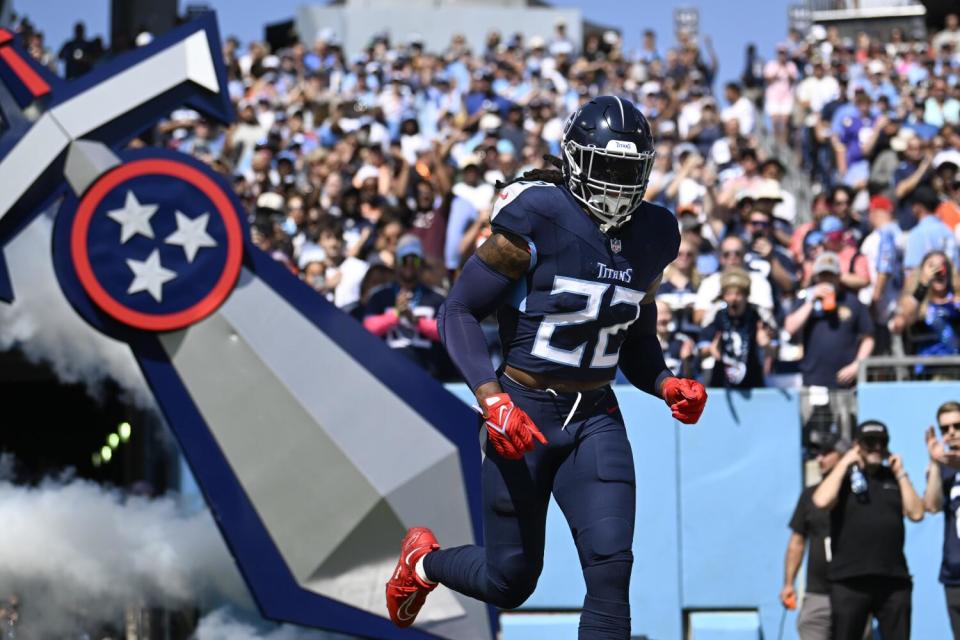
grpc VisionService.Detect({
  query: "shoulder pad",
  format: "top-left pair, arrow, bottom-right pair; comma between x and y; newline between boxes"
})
636,201 -> 681,267
491,181 -> 557,220
490,181 -> 559,240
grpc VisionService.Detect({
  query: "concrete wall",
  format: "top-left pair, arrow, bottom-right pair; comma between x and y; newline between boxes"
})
296,4 -> 582,58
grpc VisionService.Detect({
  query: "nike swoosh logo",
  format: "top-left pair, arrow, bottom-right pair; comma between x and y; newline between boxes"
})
396,592 -> 420,622
405,546 -> 429,566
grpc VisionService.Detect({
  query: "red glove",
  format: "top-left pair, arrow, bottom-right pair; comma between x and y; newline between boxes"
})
482,393 -> 548,460
662,378 -> 707,424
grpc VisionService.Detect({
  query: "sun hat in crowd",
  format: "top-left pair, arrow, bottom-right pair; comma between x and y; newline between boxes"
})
751,179 -> 784,202
256,192 -> 286,214
720,267 -> 752,295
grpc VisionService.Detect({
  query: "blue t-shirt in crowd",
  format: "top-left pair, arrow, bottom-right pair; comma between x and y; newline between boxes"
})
912,296 -> 960,358
794,290 -> 873,388
892,160 -> 930,230
832,109 -> 873,165
904,215 -> 958,270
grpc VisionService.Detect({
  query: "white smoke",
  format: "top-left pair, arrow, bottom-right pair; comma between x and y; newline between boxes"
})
0,214 -> 358,639
194,607 -> 349,640
0,469 -> 249,638
0,209 -> 154,408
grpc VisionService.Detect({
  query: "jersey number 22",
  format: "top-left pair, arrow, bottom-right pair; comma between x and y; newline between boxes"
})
531,276 -> 644,368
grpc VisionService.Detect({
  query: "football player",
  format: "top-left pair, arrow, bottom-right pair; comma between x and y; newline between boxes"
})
386,96 -> 708,639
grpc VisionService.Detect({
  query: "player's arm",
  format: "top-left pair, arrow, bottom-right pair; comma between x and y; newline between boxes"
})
619,274 -> 707,424
439,231 -> 529,401
438,231 -> 546,458
618,275 -> 673,397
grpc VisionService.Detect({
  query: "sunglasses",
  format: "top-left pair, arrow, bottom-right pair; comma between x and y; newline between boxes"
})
940,422 -> 960,435
722,250 -> 744,258
400,255 -> 422,267
749,220 -> 770,227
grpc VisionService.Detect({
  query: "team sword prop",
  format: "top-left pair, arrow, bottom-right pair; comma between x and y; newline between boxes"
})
0,15 -> 494,640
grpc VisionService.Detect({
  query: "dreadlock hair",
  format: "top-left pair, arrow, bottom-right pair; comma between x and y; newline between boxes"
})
494,154 -> 565,191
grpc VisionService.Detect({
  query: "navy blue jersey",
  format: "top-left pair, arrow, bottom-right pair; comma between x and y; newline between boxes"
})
940,465 -> 960,586
491,181 -> 680,381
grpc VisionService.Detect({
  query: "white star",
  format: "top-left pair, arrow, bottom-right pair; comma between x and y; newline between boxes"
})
126,249 -> 177,302
165,210 -> 218,262
107,191 -> 158,243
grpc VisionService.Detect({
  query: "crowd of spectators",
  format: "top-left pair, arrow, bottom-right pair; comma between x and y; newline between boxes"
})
11,11 -> 960,389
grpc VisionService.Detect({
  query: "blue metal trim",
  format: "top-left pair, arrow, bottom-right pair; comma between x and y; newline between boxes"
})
0,248 -> 10,301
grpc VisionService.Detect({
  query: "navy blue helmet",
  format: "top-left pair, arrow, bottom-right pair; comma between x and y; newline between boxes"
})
561,95 -> 656,232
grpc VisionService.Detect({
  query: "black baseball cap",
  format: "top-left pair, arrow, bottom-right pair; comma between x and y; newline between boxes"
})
855,420 -> 889,443
807,425 -> 851,457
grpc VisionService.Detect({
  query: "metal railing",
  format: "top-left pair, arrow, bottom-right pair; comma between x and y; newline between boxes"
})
806,0 -> 922,11
858,355 -> 960,385
798,386 -> 858,441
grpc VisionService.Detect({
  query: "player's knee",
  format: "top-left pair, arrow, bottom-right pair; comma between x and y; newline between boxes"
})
489,577 -> 538,610
489,557 -> 541,609
578,517 -> 634,567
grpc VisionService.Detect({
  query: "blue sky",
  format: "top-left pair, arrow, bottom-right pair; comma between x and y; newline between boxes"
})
14,0 -> 793,88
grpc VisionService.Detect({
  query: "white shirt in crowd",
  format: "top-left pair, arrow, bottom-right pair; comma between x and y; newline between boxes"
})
452,181 -> 495,215
796,74 -> 840,116
330,257 -> 369,309
721,96 -> 756,136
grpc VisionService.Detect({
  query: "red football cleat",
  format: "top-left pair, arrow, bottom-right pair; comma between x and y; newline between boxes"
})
385,527 -> 440,627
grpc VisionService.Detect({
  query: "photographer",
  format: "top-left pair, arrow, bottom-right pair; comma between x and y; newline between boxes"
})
785,252 -> 874,388
781,430 -> 849,640
813,421 -> 924,640
923,401 -> 960,638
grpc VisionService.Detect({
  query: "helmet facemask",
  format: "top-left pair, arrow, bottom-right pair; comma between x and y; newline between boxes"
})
563,139 -> 655,233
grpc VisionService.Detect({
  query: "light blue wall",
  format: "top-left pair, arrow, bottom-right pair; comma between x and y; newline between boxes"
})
678,388 -> 801,639
174,381 -> 953,638
172,381 -> 957,638
859,381 -> 960,640
448,385 -> 804,640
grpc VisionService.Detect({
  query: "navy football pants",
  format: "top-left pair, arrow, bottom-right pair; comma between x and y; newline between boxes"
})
424,374 -> 635,639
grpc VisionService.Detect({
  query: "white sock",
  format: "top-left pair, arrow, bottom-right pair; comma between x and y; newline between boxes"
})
415,555 -> 436,585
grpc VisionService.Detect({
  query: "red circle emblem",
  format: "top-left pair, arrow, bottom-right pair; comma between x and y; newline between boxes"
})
69,159 -> 243,331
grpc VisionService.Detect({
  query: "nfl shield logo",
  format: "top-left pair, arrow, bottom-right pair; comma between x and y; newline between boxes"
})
610,238 -> 622,254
